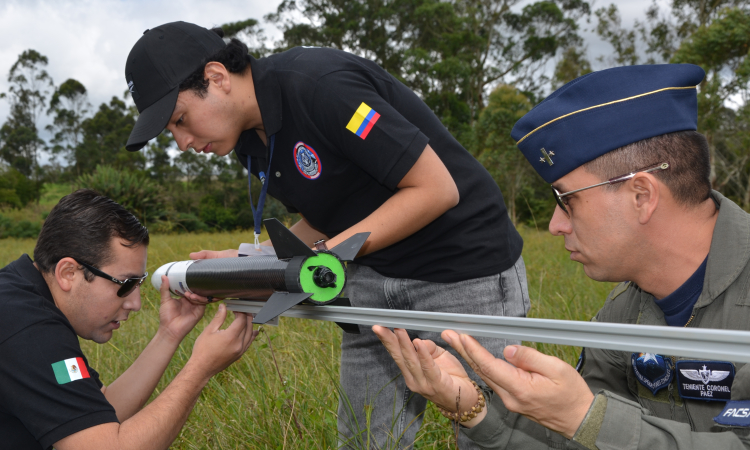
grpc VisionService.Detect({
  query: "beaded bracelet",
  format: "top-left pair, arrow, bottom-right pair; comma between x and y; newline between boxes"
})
435,380 -> 486,423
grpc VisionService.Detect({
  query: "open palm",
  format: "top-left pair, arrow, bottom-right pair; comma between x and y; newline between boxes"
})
373,326 -> 478,412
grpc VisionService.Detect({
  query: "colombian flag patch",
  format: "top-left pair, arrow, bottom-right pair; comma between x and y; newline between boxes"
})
346,102 -> 380,139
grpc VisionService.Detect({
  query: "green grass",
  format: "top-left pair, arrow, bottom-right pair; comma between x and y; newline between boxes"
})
0,226 -> 615,449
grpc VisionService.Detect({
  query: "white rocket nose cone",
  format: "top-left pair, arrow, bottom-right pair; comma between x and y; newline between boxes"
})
151,263 -> 172,290
148,260 -> 195,296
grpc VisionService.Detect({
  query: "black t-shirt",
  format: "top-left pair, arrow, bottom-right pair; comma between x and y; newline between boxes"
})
0,255 -> 118,450
234,47 -> 522,282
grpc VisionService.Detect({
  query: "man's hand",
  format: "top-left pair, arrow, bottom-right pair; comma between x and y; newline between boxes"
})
53,304 -> 259,450
443,330 -> 594,439
188,303 -> 258,380
372,326 -> 485,426
190,249 -> 239,259
158,275 -> 206,343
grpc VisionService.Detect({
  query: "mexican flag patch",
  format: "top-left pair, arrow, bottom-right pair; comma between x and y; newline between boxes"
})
52,357 -> 90,384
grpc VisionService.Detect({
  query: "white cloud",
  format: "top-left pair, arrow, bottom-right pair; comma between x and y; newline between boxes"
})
0,0 -> 281,146
0,0 -> 657,150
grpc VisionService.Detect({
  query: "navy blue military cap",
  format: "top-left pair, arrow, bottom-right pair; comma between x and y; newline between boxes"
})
512,64 -> 705,183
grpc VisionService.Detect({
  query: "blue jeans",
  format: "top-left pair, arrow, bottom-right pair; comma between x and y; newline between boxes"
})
337,256 -> 530,449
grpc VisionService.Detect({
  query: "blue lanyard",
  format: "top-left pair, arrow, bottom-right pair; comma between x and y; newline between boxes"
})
247,134 -> 275,246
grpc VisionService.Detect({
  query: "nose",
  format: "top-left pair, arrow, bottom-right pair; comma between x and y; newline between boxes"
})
123,288 -> 142,312
168,127 -> 193,152
548,204 -> 572,236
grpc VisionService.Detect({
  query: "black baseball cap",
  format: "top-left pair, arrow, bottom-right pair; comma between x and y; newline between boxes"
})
124,21 -> 226,152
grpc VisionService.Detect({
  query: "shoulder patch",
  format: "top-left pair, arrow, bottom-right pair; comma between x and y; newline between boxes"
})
346,102 -> 380,139
715,400 -> 750,427
52,357 -> 91,384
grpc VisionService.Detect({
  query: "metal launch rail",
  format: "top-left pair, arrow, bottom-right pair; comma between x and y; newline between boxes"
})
226,300 -> 750,363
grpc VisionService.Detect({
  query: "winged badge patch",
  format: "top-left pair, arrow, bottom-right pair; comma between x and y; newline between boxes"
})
676,360 -> 734,401
680,365 -> 731,385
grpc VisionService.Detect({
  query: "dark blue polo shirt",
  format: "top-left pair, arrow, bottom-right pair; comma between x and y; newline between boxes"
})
0,255 -> 117,449
654,256 -> 708,326
233,47 -> 522,283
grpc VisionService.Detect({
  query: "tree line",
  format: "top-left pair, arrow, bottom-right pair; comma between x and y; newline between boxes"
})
0,0 -> 748,236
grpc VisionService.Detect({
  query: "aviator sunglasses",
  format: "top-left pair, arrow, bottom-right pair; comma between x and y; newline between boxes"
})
76,260 -> 148,297
552,162 -> 670,216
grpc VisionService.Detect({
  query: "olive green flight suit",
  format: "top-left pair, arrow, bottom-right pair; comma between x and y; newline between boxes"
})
463,192 -> 750,449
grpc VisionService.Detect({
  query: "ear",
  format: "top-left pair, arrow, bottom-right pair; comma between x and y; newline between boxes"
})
54,257 -> 82,293
204,62 -> 231,94
630,173 -> 661,225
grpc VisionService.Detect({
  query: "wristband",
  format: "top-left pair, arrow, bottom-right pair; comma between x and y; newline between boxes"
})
435,380 -> 486,422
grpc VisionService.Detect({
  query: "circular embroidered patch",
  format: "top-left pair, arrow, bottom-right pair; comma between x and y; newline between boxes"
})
293,142 -> 321,180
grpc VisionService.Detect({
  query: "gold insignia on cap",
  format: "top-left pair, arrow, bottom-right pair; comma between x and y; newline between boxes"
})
540,148 -> 554,166
517,86 -> 697,145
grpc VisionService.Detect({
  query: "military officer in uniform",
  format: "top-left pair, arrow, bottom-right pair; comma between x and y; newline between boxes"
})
374,63 -> 750,448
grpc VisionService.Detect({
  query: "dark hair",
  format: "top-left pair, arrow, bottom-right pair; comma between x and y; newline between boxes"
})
34,189 -> 150,278
179,28 -> 250,98
583,130 -> 711,206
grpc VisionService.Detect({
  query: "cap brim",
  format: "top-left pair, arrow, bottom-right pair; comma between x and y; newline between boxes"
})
126,87 -> 179,151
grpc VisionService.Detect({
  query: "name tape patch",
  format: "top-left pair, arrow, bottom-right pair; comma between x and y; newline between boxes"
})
676,360 -> 734,401
715,400 -> 750,427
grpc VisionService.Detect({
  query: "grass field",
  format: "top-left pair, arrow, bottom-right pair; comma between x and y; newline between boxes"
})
0,227 -> 614,449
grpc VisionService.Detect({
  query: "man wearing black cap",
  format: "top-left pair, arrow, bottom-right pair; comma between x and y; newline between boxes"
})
123,21 -> 529,449
374,63 -> 750,449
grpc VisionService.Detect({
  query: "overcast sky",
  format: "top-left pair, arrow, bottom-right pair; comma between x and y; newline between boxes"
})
0,0 -> 656,148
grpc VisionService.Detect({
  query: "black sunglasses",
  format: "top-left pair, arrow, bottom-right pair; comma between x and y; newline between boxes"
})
77,261 -> 148,298
551,162 -> 670,216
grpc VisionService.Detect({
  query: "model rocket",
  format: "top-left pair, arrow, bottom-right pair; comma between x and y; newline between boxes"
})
151,218 -> 369,330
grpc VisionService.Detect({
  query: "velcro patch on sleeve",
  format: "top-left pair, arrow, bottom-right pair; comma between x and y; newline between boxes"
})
715,400 -> 750,427
51,357 -> 90,384
346,102 -> 380,140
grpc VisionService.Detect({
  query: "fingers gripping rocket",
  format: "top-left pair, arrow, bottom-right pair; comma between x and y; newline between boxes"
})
152,218 -> 369,328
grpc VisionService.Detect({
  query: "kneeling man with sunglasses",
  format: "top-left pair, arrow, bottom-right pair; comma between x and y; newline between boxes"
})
0,189 -> 259,450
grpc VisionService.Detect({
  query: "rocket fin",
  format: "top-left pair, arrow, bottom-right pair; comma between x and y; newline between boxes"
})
253,292 -> 313,324
263,218 -> 316,260
330,232 -> 371,262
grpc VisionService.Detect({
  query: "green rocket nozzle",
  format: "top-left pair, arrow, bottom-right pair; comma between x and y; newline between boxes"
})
300,253 -> 345,302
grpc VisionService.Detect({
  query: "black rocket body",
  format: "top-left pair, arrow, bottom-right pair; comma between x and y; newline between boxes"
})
151,219 -> 369,328
171,256 -> 287,299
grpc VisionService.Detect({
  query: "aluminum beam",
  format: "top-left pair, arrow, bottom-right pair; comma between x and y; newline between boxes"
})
226,300 -> 750,363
